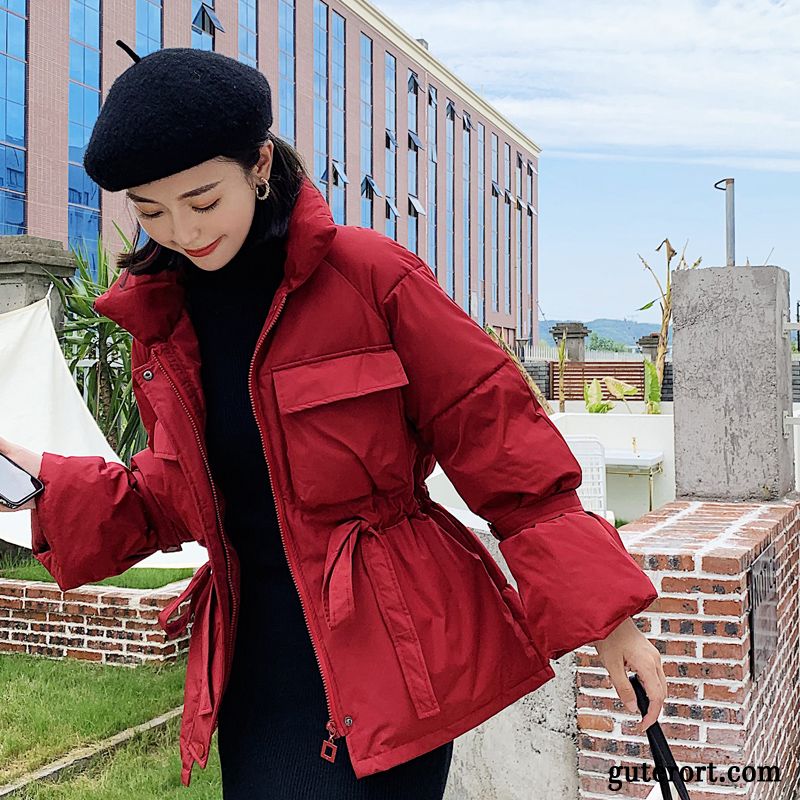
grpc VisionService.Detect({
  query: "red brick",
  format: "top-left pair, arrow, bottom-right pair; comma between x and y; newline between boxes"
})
577,713 -> 614,732
66,648 -> 102,662
25,587 -> 64,601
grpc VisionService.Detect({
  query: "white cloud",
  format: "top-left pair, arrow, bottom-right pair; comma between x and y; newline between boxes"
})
370,0 -> 800,169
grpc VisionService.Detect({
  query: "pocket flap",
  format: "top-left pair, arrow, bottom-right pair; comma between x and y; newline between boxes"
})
273,347 -> 409,414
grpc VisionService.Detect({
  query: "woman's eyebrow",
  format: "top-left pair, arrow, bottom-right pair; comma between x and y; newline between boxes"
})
125,180 -> 223,204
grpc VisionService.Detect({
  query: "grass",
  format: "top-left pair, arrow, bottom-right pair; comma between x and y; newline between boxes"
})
0,554 -> 194,590
18,714 -> 222,798
0,652 -> 187,784
20,716 -> 221,799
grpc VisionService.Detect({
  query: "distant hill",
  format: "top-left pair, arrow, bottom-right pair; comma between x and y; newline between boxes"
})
538,318 -> 671,349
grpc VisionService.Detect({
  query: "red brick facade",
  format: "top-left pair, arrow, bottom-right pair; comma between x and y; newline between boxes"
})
0,577 -> 190,665
576,500 -> 799,799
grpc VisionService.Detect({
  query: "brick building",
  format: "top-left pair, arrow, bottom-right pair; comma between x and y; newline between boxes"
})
4,0 -> 541,344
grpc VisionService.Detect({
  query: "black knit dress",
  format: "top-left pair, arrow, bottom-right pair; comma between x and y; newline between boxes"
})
181,227 -> 453,800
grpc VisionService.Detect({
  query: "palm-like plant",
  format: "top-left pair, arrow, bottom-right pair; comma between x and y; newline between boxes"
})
44,224 -> 146,465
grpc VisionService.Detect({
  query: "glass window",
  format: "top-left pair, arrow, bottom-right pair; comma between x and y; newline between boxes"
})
477,123 -> 485,327
360,32 -> 373,229
136,0 -> 162,57
238,0 -> 257,66
278,0 -> 295,145
330,10 -> 345,224
426,84 -> 437,274
445,97 -> 454,297
384,51 -> 397,241
313,1 -> 329,200
462,114 -> 470,315
69,0 -> 101,278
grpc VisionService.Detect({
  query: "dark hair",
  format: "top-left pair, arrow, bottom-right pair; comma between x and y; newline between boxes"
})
117,131 -> 309,275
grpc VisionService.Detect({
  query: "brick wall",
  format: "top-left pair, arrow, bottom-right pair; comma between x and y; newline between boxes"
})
575,500 -> 800,799
0,577 -> 191,666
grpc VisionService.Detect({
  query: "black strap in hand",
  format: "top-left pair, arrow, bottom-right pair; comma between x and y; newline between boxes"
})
629,673 -> 691,800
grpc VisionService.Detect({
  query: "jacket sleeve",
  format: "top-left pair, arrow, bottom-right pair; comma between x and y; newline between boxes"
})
29,341 -> 191,592
381,250 -> 658,660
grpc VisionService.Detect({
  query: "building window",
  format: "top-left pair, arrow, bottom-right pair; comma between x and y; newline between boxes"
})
444,99 -> 456,299
192,1 -> 223,50
384,51 -> 397,240
135,0 -> 162,57
278,0 -> 295,146
491,132 -> 498,313
1,0 -> 26,236
407,69 -> 421,254
527,159 -> 535,340
462,111 -> 473,315
238,0 -> 257,67
426,84 -> 437,276
504,142 -> 511,316
360,33 -> 374,228
330,10 -> 346,224
313,1 -> 328,200
68,0 -> 101,278
517,190 -> 523,337
477,122 -> 485,328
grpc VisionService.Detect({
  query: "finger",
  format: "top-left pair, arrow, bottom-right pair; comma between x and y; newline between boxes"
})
605,656 -> 638,716
635,662 -> 666,731
657,653 -> 668,700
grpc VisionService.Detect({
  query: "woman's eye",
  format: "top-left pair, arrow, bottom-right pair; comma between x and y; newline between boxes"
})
137,200 -> 219,220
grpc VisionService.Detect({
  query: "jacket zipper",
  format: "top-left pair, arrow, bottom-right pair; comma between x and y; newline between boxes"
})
151,352 -> 238,675
246,291 -> 345,763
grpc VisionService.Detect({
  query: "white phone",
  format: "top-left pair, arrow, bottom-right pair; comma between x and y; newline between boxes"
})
0,452 -> 44,509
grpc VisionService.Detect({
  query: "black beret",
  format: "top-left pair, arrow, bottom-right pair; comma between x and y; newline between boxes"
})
83,41 -> 273,192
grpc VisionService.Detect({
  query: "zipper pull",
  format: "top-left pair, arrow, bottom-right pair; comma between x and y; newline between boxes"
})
320,719 -> 339,763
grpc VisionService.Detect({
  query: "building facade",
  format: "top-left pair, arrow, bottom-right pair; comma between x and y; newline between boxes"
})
5,0 -> 541,344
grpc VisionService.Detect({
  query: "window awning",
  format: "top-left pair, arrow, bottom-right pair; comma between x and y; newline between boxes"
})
408,194 -> 426,216
408,130 -> 425,150
362,175 -> 383,198
331,160 -> 349,185
193,3 -> 225,33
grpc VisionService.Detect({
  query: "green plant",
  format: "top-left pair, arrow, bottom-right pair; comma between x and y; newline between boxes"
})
638,238 -> 701,413
583,377 -> 614,413
643,358 -> 662,414
44,225 -> 146,465
556,329 -> 567,413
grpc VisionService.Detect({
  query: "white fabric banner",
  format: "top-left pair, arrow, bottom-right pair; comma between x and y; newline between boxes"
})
0,296 -> 207,568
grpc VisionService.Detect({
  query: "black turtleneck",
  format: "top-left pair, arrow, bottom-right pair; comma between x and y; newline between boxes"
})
182,233 -> 287,573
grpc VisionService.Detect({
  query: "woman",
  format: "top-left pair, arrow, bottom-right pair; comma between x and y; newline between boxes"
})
0,44 -> 666,798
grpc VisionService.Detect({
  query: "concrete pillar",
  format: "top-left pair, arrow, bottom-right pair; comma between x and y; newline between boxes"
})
0,235 -> 77,333
550,322 -> 589,362
637,332 -> 660,362
672,266 -> 793,500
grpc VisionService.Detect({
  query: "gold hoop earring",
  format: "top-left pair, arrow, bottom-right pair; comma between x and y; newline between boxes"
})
256,180 -> 270,201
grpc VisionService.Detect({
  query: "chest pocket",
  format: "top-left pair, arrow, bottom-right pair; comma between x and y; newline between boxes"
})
273,346 -> 413,508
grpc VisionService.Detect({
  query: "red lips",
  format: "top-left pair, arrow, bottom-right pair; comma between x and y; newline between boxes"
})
185,236 -> 222,257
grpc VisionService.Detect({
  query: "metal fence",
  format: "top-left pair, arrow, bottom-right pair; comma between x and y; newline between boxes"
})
514,339 -> 657,363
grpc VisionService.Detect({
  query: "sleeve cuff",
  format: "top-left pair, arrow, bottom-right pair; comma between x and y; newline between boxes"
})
497,508 -> 658,661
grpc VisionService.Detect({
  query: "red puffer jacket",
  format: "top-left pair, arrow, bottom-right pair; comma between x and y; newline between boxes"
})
29,176 -> 658,786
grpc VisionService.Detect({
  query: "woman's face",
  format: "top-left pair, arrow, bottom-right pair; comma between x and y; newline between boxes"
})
125,141 -> 274,272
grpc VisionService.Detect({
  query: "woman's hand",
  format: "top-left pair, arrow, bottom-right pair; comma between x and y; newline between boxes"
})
0,435 -> 43,512
591,617 -> 667,734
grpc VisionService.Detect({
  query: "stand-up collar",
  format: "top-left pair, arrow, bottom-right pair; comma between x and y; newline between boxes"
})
93,176 -> 337,345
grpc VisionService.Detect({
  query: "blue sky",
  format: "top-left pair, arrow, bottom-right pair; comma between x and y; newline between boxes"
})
371,0 -> 800,325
